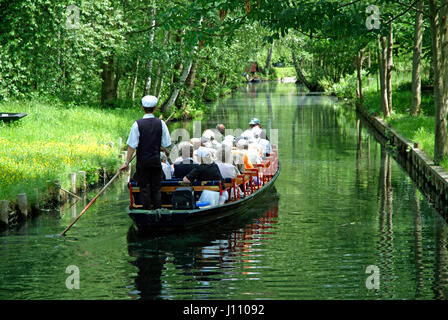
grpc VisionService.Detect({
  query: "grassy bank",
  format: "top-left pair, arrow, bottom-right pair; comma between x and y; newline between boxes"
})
273,67 -> 296,79
0,98 -> 142,205
324,70 -> 448,170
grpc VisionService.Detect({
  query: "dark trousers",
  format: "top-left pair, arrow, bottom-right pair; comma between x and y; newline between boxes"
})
135,157 -> 163,210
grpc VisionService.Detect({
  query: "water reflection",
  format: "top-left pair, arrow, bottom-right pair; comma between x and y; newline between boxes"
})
127,191 -> 279,300
376,146 -> 395,298
413,186 -> 424,298
434,214 -> 448,299
3,83 -> 448,300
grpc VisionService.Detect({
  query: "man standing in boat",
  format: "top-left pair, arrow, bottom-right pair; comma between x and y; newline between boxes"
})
249,118 -> 269,140
120,95 -> 171,210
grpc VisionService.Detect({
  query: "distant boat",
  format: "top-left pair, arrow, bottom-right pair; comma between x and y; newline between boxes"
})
0,113 -> 27,123
127,146 -> 280,233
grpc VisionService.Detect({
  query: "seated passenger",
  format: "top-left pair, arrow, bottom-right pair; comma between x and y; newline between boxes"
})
257,138 -> 272,157
183,148 -> 223,184
222,135 -> 235,148
247,142 -> 263,165
216,123 -> 226,136
160,151 -> 173,180
250,118 -> 269,140
252,126 -> 272,157
193,136 -> 217,163
202,129 -> 220,150
235,129 -> 254,145
173,142 -> 199,179
233,139 -> 254,170
190,137 -> 201,151
216,145 -> 240,179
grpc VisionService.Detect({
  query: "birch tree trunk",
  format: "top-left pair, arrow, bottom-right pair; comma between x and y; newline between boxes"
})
131,57 -> 140,101
356,49 -> 365,104
185,60 -> 198,90
144,7 -> 156,96
160,59 -> 193,114
411,1 -> 423,116
386,24 -> 394,115
379,36 -> 389,117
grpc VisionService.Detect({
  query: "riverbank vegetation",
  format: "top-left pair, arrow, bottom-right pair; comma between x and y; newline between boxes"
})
235,1 -> 448,167
0,98 -> 141,202
2,1 -> 448,206
0,1 -> 278,205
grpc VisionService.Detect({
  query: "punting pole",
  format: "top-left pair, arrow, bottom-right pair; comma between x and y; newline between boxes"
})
60,162 -> 127,236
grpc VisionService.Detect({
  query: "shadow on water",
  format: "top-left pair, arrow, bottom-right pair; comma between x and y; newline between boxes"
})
126,189 -> 280,300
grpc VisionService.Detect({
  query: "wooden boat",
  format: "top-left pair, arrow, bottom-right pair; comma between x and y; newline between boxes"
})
0,113 -> 27,123
127,146 -> 280,233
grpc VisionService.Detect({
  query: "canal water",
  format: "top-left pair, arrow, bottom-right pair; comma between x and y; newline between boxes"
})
1,82 -> 447,300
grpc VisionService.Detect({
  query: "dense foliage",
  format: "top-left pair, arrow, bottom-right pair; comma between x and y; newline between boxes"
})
0,0 -> 271,117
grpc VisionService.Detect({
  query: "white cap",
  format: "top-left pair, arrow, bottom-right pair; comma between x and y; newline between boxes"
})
141,95 -> 158,108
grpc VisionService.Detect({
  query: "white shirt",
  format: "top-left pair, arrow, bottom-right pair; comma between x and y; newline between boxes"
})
247,148 -> 262,164
126,113 -> 171,149
161,162 -> 172,179
258,138 -> 272,155
217,163 -> 239,179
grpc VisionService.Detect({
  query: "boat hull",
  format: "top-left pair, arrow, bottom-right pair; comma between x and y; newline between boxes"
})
0,113 -> 27,123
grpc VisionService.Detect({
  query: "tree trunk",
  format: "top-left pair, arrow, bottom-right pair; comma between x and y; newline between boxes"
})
185,59 -> 198,90
101,54 -> 118,105
292,50 -> 320,91
386,24 -> 394,115
144,7 -> 157,95
160,59 -> 193,114
411,1 -> 424,116
356,49 -> 365,104
429,0 -> 448,163
114,57 -> 121,100
132,57 -> 140,101
265,42 -> 274,70
379,36 -> 389,117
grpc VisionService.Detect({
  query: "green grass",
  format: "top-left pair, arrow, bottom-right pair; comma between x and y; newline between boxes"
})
273,67 -> 296,79
0,98 -> 142,204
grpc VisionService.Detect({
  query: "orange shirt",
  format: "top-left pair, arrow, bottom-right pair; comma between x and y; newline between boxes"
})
232,149 -> 253,170
243,153 -> 253,169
